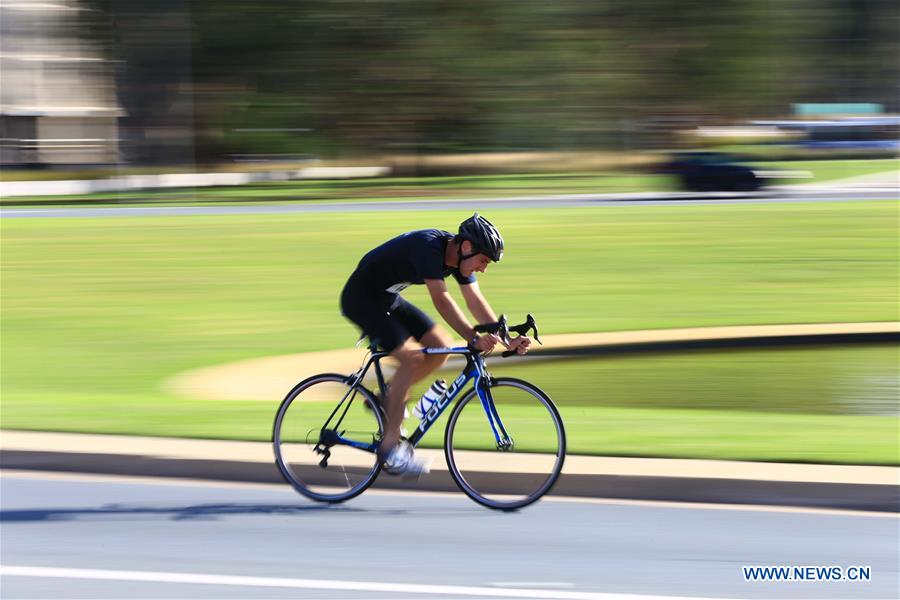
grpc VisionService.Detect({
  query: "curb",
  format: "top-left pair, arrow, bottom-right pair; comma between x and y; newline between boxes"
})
2,449 -> 897,513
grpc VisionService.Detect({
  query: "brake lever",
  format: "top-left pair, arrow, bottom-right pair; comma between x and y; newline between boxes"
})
501,318 -> 512,349
500,314 -> 542,357
475,314 -> 507,335
527,313 -> 542,345
507,314 -> 542,344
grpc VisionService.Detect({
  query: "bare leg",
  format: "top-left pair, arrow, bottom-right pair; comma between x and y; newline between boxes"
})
379,338 -> 425,458
414,325 -> 453,381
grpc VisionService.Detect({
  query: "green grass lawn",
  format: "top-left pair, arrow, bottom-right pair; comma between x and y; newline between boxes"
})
2,375 -> 895,464
487,344 -> 899,414
1,201 -> 898,462
454,408 -> 893,464
420,342 -> 899,462
757,158 -> 898,183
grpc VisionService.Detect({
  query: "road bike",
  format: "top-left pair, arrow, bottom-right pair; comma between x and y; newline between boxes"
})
272,314 -> 566,510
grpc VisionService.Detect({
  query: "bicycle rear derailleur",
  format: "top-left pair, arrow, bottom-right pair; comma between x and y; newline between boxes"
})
314,429 -> 343,468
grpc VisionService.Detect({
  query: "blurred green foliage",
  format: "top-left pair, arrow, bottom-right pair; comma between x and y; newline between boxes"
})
80,0 -> 899,162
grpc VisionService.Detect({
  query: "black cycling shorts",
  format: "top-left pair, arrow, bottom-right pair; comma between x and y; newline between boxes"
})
340,279 -> 435,353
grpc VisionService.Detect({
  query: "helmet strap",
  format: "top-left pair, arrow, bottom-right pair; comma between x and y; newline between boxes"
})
457,240 -> 477,264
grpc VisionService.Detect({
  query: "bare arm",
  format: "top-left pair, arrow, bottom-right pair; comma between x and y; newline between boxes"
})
425,279 -> 500,352
461,280 -> 532,355
424,279 -> 478,341
459,280 -> 497,325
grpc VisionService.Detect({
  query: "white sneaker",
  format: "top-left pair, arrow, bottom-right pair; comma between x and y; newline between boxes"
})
383,441 -> 432,477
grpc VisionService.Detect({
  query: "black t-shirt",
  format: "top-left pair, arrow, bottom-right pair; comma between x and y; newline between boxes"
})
349,229 -> 476,294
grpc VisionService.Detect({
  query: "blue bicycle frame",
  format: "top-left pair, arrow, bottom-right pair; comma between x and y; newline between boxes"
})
321,345 -> 512,454
408,346 -> 512,449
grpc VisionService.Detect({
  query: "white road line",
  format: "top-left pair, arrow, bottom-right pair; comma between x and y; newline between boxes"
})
491,582 -> 577,588
0,565 -> 732,600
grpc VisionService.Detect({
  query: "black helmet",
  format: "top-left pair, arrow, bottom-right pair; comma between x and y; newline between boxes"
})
458,213 -> 504,261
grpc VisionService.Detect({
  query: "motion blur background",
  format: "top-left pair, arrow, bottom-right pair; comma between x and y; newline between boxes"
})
2,0 -> 898,168
1,0 -> 898,465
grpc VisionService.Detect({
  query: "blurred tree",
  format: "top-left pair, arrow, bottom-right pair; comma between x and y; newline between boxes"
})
82,0 -> 197,165
788,0 -> 899,107
79,0 -> 900,164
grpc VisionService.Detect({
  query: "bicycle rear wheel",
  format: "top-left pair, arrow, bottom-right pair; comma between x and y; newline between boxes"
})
273,373 -> 383,503
444,377 -> 565,511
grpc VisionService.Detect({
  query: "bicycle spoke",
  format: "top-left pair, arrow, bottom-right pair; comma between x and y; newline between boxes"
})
445,378 -> 565,510
273,374 -> 383,503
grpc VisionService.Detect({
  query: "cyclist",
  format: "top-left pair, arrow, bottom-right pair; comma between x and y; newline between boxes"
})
340,213 -> 531,476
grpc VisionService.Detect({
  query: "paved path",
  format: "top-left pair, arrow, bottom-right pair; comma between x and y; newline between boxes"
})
2,472 -> 897,599
1,186 -> 897,219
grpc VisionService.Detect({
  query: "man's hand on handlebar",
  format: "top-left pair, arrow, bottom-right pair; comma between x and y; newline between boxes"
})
472,333 -> 500,353
507,335 -> 531,355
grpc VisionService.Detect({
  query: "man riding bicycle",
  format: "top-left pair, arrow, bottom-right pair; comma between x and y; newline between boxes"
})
340,213 -> 531,476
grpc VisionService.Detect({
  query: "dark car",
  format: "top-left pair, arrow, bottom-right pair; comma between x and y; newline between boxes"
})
661,151 -> 763,192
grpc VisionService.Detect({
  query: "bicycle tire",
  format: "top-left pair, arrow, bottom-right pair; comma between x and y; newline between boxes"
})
444,377 -> 566,511
273,373 -> 383,503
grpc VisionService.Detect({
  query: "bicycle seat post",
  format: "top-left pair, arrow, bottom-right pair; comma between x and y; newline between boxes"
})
368,340 -> 389,399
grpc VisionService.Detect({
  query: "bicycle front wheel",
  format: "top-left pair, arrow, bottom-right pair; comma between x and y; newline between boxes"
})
444,377 -> 565,511
273,373 -> 383,503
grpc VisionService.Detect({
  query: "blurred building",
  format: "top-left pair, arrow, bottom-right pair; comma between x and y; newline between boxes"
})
0,0 -> 122,166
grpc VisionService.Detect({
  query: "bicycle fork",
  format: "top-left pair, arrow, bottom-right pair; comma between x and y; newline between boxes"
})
477,379 -> 514,451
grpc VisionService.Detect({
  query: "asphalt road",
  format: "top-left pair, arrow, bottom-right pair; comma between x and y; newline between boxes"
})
1,472 -> 896,599
1,186 -> 897,219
